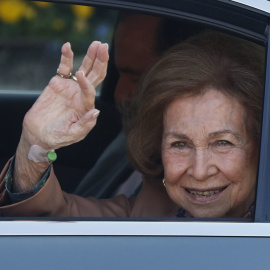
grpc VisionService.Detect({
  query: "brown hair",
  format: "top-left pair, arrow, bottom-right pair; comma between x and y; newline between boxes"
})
126,30 -> 265,180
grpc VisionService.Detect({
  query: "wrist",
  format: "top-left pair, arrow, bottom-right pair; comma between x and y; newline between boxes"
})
28,145 -> 57,163
13,136 -> 52,193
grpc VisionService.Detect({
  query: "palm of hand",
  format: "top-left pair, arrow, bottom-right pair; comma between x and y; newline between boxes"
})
23,41 -> 109,150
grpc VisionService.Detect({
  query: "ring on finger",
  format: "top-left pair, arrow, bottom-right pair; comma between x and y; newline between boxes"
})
56,68 -> 72,79
71,74 -> 78,82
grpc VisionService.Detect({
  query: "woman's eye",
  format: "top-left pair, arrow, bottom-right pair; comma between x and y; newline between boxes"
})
216,140 -> 233,147
172,141 -> 187,148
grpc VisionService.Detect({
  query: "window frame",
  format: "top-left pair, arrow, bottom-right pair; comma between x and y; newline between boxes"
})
0,0 -> 270,225
254,22 -> 270,222
0,220 -> 270,236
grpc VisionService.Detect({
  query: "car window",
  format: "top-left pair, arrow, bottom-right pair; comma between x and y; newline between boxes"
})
1,3 -> 270,268
0,0 -> 121,194
0,0 -> 118,93
0,0 -> 269,223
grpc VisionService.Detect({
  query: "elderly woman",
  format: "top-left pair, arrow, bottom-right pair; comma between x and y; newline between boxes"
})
0,30 -> 264,218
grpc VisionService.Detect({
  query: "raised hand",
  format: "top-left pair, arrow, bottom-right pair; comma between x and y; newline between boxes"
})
13,41 -> 109,192
23,41 -> 109,150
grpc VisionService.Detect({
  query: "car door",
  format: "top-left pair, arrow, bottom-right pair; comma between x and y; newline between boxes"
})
0,1 -> 270,269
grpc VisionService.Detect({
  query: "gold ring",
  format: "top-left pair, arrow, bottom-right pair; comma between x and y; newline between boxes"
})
56,68 -> 72,79
71,75 -> 78,82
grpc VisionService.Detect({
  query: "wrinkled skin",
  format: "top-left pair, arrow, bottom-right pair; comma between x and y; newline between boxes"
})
14,41 -> 109,192
162,89 -> 258,218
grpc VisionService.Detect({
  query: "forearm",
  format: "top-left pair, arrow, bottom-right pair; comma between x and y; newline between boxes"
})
10,41 -> 107,194
13,133 -> 50,193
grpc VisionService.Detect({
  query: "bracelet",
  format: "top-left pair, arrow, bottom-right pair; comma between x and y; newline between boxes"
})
28,145 -> 57,163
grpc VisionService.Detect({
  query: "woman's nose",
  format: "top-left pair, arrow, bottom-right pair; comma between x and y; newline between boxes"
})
187,150 -> 218,181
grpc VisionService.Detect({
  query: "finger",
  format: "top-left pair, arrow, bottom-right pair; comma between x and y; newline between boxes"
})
69,109 -> 100,141
87,43 -> 109,88
79,41 -> 101,75
57,42 -> 74,77
76,70 -> 96,111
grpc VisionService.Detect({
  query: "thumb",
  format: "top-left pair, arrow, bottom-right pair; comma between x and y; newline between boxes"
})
77,108 -> 100,130
68,109 -> 100,144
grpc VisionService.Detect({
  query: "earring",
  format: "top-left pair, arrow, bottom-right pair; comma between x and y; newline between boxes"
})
162,178 -> 166,187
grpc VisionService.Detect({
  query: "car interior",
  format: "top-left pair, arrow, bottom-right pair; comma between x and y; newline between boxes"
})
0,0 -> 270,222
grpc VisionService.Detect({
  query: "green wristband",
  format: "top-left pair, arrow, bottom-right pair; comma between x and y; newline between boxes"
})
47,151 -> 57,162
28,145 -> 57,163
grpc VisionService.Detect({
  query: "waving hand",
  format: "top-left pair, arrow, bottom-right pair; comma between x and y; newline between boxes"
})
23,41 -> 109,150
14,41 -> 109,192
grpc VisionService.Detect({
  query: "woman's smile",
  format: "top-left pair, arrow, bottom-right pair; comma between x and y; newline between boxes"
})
184,185 -> 228,202
182,186 -> 228,203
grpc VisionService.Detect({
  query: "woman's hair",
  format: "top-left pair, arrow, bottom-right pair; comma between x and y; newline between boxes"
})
126,30 -> 265,180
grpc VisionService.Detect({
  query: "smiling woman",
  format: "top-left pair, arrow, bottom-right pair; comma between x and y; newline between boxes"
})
127,30 -> 264,219
0,30 -> 265,219
162,90 -> 258,218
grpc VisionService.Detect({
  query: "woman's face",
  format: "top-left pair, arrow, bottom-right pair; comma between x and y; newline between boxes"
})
161,89 -> 258,218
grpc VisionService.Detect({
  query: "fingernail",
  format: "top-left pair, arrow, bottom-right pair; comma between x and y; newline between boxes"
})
76,70 -> 85,77
92,110 -> 100,119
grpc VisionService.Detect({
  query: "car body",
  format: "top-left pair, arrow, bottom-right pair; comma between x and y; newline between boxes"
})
0,0 -> 270,269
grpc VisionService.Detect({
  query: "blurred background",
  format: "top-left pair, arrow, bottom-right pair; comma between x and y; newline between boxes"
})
0,0 -> 118,92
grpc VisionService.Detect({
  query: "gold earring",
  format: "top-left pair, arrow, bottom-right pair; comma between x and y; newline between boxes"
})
162,178 -> 166,187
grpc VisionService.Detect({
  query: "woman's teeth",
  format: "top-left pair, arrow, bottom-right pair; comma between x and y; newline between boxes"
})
189,189 -> 221,197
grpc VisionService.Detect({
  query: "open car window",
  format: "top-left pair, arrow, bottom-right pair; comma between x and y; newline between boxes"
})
0,0 -> 118,93
0,0 -> 269,223
0,1 -> 121,192
1,2 -> 270,268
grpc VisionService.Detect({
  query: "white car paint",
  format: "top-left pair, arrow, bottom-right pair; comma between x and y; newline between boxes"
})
231,0 -> 270,13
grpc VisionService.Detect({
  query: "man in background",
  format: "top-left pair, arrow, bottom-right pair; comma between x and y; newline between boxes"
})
74,12 -> 203,198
